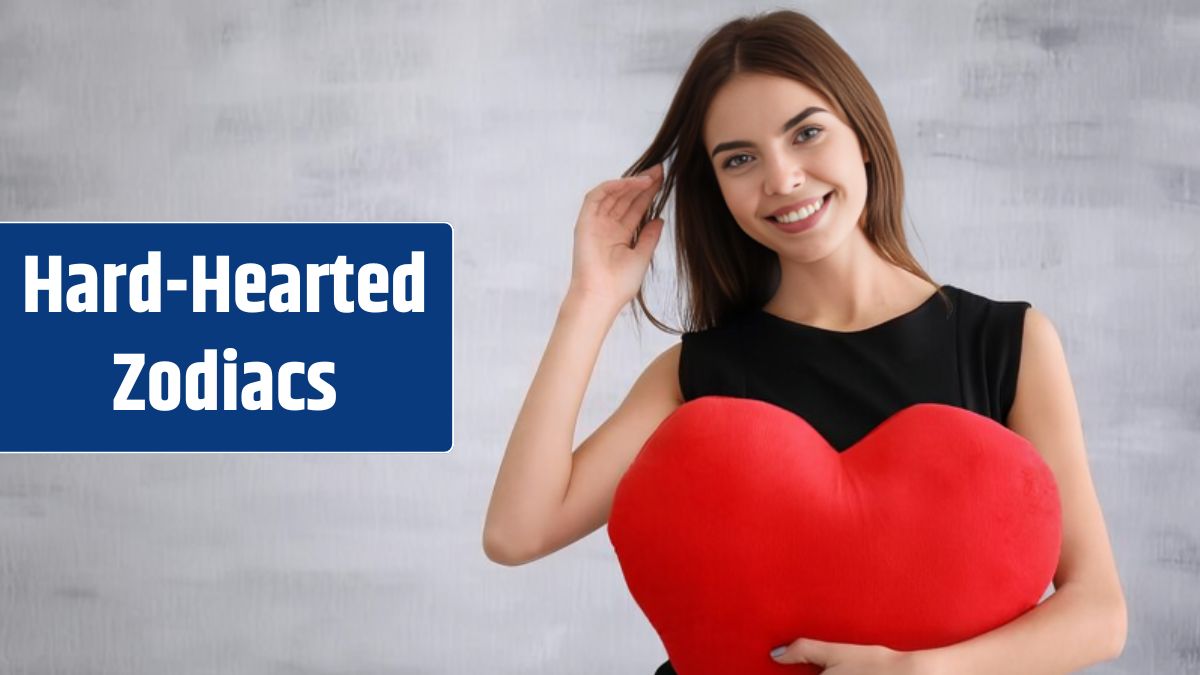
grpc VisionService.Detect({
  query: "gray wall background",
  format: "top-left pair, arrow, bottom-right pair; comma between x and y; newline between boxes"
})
1,0 -> 1197,673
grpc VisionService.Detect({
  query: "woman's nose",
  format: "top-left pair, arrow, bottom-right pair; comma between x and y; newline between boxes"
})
763,155 -> 805,196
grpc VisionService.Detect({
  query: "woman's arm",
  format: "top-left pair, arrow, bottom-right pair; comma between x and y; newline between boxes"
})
482,288 -> 622,565
919,306 -> 1127,673
482,165 -> 673,565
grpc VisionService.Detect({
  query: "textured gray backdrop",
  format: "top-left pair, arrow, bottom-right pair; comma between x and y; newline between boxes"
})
1,0 -> 1197,673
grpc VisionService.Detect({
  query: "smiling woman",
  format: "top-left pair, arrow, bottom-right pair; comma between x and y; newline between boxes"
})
483,9 -> 1126,675
611,11 -> 948,335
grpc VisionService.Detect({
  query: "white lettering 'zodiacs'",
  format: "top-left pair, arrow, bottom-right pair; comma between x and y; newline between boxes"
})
113,348 -> 336,412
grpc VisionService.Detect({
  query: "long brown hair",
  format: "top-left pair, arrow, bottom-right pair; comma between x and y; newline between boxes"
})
625,10 -> 948,333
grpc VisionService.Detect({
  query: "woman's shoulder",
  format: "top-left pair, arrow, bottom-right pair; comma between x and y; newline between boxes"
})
942,284 -> 1035,364
679,315 -> 762,364
943,283 -> 1033,320
948,284 -> 1057,373
680,307 -> 763,341
940,284 -> 1041,426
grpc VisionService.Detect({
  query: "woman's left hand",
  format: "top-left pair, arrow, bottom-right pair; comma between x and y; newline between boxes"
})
769,638 -> 938,674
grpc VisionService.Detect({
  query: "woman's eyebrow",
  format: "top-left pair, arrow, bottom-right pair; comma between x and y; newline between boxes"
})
709,106 -> 829,159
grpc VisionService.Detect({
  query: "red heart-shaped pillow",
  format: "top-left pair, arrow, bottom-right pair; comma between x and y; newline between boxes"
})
608,396 -> 1061,675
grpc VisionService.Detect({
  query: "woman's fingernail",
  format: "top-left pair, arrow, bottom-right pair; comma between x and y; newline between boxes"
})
770,646 -> 787,659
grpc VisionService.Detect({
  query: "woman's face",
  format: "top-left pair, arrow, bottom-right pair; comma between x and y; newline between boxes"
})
703,73 -> 870,261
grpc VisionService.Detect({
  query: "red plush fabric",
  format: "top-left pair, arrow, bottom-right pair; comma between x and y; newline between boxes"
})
608,396 -> 1061,675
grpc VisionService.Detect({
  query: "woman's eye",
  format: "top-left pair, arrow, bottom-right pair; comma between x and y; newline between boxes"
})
796,126 -> 823,143
723,153 -> 752,169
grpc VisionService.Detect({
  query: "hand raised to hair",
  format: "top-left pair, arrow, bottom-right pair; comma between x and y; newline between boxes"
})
567,162 -> 665,312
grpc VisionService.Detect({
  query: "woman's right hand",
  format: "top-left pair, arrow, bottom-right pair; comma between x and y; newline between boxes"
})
567,162 -> 665,311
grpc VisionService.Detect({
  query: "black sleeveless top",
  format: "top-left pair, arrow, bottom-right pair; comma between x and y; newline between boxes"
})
652,283 -> 1031,675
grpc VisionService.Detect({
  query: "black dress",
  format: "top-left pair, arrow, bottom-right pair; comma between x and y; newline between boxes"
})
652,283 -> 1031,675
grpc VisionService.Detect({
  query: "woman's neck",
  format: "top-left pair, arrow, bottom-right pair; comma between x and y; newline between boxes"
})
763,233 -> 936,332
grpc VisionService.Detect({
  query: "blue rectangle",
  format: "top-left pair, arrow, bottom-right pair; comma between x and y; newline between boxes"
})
2,222 -> 453,452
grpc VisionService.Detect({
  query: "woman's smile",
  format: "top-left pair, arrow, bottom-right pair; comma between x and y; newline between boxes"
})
765,190 -> 834,233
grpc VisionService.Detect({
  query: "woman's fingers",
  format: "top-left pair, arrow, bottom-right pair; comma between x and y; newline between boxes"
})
586,173 -> 652,219
616,173 -> 663,229
596,176 -> 653,223
610,168 -> 662,225
578,165 -> 666,246
583,176 -> 635,206
587,164 -> 664,216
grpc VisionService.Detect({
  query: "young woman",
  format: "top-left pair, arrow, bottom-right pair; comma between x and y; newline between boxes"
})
483,10 -> 1127,674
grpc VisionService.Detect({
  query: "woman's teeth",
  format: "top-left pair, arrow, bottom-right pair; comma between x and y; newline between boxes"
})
774,195 -> 825,223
